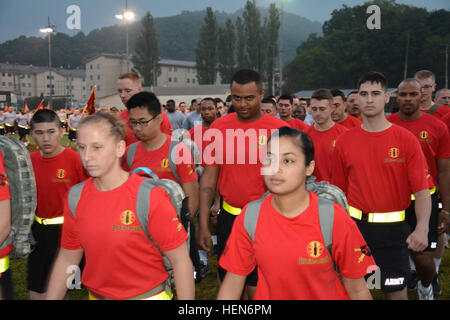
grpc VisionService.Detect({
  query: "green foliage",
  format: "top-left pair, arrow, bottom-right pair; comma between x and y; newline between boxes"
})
131,12 -> 160,87
195,7 -> 219,85
0,10 -> 321,72
217,19 -> 236,84
284,0 -> 450,92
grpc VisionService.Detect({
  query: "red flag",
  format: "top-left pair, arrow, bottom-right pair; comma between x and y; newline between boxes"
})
83,87 -> 96,115
36,100 -> 45,111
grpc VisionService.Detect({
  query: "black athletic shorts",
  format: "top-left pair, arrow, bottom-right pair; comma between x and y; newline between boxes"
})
68,129 -> 77,141
18,127 -> 29,140
356,220 -> 410,293
0,127 -> 5,135
217,200 -> 258,287
4,125 -> 15,134
406,192 -> 439,252
27,221 -> 62,293
0,267 -> 14,300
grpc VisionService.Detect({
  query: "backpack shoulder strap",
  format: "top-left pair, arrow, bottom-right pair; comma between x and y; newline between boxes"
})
135,179 -> 157,246
167,139 -> 181,183
243,198 -> 264,242
318,197 -> 335,260
126,142 -> 139,170
68,180 -> 87,218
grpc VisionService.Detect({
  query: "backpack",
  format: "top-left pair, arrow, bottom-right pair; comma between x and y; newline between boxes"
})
67,167 -> 190,299
244,176 -> 348,270
0,136 -> 36,259
126,136 -> 203,181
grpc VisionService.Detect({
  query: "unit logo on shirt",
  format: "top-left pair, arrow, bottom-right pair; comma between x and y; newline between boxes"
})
52,168 -> 71,183
307,241 -> 324,258
156,158 -> 171,173
419,130 -> 432,143
56,169 -> 66,179
328,140 -> 337,151
354,244 -> 372,263
120,210 -> 135,225
384,147 -> 405,163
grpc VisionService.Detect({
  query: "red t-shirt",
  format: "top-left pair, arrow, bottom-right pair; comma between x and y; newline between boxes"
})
188,124 -> 212,166
387,112 -> 450,186
304,123 -> 348,182
425,105 -> 450,119
61,173 -> 188,300
285,118 -> 308,131
124,135 -> 198,183
30,148 -> 88,219
339,115 -> 362,129
0,151 -> 12,258
441,112 -> 450,134
119,110 -> 173,146
206,113 -> 288,209
331,125 -> 430,213
219,192 -> 375,300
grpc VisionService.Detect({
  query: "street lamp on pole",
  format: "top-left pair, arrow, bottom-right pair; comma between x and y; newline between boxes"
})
40,17 -> 55,107
116,1 -> 136,72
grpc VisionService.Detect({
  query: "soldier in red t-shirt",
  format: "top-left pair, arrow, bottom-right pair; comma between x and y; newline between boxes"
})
331,89 -> 362,129
117,72 -> 172,146
198,69 -> 287,299
414,70 -> 450,120
28,109 -> 88,300
0,150 -> 12,300
218,127 -> 375,300
277,94 -> 308,131
387,78 -> 450,299
46,112 -> 194,300
304,89 -> 348,182
332,71 -> 431,300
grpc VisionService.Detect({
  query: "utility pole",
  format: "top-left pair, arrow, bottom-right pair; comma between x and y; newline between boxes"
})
279,0 -> 284,96
403,32 -> 410,80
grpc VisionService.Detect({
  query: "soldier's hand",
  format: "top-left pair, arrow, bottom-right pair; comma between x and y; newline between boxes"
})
406,228 -> 428,252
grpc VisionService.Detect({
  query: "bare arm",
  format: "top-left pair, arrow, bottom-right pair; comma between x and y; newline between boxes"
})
198,165 -> 220,251
45,248 -> 84,300
182,180 -> 199,222
164,241 -> 195,300
437,158 -> 450,232
342,277 -> 373,300
407,189 -> 431,252
0,200 -> 11,244
217,271 -> 246,300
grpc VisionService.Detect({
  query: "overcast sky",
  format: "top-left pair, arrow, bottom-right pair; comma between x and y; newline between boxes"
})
0,0 -> 448,43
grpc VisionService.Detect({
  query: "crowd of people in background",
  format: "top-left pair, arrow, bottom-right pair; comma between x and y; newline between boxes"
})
0,68 -> 449,301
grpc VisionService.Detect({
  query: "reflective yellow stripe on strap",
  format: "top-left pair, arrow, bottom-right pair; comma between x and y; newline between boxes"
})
348,206 -> 405,223
411,186 -> 436,200
89,288 -> 173,300
222,200 -> 242,216
0,255 -> 10,273
35,216 -> 64,225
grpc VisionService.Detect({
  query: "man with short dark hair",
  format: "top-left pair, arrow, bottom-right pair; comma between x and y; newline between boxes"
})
332,71 -> 431,300
260,98 -> 277,117
346,91 -> 361,119
182,98 -> 203,131
330,89 -> 362,128
198,69 -> 287,299
277,94 -> 308,131
387,78 -> 450,299
165,99 -> 186,130
304,88 -> 347,182
434,88 -> 450,107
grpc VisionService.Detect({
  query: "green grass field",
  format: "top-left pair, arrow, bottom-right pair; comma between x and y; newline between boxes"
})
6,133 -> 450,300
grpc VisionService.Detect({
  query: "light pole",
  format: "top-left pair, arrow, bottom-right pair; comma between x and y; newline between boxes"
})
40,17 -> 55,107
116,0 -> 136,72
279,0 -> 284,96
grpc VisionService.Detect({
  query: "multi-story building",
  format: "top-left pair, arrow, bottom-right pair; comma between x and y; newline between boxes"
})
0,62 -> 86,104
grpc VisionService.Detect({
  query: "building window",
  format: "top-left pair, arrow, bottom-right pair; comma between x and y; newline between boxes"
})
90,64 -> 93,70
168,77 -> 172,82
97,64 -> 101,69
192,79 -> 196,84
187,78 -> 190,83
174,67 -> 177,72
90,75 -> 93,80
174,77 -> 177,83
97,75 -> 101,80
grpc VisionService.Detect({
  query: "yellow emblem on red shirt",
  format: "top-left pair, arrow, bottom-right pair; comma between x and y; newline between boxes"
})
120,210 -> 135,226
307,241 -> 324,258
56,169 -> 66,179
